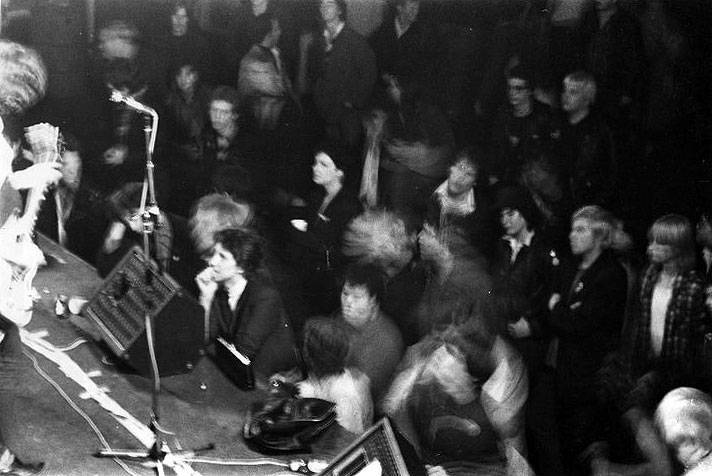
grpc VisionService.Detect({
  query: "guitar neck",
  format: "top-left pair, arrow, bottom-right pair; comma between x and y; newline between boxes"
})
22,150 -> 59,236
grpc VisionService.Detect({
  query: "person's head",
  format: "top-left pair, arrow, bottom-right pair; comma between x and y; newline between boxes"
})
302,316 -> 350,379
561,71 -> 596,114
98,21 -> 139,60
107,182 -> 146,233
0,40 -> 47,162
170,1 -> 190,37
341,262 -> 384,328
446,150 -> 479,196
569,205 -> 616,257
655,387 -> 712,470
395,0 -> 420,27
209,227 -> 263,281
342,210 -> 416,278
320,0 -> 347,24
189,193 -> 254,257
174,64 -> 199,95
496,186 -> 539,237
506,64 -> 534,111
647,214 -> 696,272
209,86 -> 240,135
312,145 -> 346,187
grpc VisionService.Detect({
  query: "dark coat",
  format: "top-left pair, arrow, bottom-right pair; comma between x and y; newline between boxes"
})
550,249 -> 627,404
208,273 -> 298,378
491,232 -> 559,376
370,14 -> 439,86
559,112 -> 617,210
311,25 -> 377,125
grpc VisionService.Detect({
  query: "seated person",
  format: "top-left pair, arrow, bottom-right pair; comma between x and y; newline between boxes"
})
382,312 -> 530,475
95,182 -> 173,276
285,144 -> 361,314
425,148 -> 496,258
297,316 -> 373,435
339,262 -> 404,404
195,227 -> 298,384
655,387 -> 712,475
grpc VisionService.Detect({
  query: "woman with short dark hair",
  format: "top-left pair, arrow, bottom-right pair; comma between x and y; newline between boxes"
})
195,227 -> 298,384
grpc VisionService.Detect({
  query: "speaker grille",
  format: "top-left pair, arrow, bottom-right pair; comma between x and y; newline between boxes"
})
85,248 -> 178,352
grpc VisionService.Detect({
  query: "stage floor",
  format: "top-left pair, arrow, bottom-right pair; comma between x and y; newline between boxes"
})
15,236 -> 352,476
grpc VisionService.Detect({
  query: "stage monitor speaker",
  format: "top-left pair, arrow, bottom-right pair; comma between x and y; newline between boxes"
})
83,246 -> 204,377
318,418 -> 424,476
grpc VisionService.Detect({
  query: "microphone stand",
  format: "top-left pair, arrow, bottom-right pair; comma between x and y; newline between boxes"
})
95,104 -> 210,476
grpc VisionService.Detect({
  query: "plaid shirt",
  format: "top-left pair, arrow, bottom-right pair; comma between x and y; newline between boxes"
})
630,265 -> 710,381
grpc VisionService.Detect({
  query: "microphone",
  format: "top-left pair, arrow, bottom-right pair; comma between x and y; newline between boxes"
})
109,89 -> 156,116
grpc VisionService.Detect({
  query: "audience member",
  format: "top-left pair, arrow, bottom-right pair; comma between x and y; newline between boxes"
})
86,21 -> 166,192
338,262 -> 404,404
582,0 -> 646,130
425,148 -> 496,258
195,86 -> 256,203
299,0 -> 376,147
157,1 -> 213,86
96,181 -> 173,277
414,224 -> 492,340
490,63 -> 562,185
382,311 -> 530,475
625,215 -> 710,411
378,75 -> 455,228
542,205 -> 628,474
342,209 -> 427,345
34,133 -> 105,262
195,227 -> 298,383
297,316 -> 373,435
285,145 -> 361,314
655,387 -> 712,475
161,62 -> 211,216
369,0 -> 439,93
559,71 -> 617,211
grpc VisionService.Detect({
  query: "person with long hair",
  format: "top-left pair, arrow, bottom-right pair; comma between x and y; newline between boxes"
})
626,215 -> 710,410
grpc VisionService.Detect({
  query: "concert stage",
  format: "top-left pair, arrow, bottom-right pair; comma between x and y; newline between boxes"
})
15,236 -> 353,475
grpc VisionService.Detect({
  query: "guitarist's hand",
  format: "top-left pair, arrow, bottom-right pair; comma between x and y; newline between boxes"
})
8,162 -> 62,190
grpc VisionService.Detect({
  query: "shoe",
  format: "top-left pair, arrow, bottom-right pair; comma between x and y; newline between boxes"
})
0,460 -> 45,476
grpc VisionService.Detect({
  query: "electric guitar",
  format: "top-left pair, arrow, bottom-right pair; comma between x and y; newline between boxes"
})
0,123 -> 62,327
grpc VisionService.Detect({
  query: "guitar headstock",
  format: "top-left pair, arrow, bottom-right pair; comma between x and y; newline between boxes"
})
24,122 -> 64,164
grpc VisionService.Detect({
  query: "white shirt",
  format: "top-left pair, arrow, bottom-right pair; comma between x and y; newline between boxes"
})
651,284 -> 672,357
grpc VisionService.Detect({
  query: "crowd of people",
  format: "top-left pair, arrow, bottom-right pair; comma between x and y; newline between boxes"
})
2,0 -> 712,474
